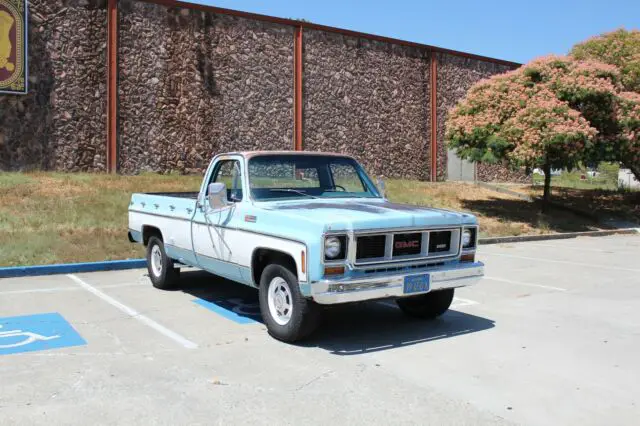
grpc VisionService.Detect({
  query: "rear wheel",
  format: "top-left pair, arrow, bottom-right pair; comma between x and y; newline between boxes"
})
259,263 -> 320,342
146,236 -> 180,290
396,289 -> 454,319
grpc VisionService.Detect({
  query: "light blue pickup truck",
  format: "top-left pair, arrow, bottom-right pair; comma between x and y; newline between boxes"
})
128,152 -> 484,341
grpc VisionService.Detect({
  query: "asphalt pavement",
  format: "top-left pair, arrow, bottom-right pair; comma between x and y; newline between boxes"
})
1,234 -> 639,425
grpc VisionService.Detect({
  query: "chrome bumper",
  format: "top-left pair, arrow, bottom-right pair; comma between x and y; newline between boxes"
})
310,262 -> 484,305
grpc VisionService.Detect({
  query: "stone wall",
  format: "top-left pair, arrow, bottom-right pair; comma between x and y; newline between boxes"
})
303,30 -> 431,180
0,1 -> 526,182
117,1 -> 294,174
0,0 -> 107,171
436,53 -> 528,182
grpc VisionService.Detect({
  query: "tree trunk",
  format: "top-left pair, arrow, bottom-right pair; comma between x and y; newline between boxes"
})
542,163 -> 552,212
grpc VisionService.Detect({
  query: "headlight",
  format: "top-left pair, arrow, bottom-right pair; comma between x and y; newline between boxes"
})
462,228 -> 476,249
324,237 -> 342,259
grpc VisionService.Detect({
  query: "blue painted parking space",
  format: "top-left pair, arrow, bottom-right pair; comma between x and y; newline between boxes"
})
0,313 -> 86,356
193,298 -> 262,325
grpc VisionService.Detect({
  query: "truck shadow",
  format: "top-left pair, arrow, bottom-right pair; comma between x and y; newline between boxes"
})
305,304 -> 495,356
177,270 -> 495,355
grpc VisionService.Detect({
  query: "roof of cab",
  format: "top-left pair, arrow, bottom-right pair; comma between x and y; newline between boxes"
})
225,151 -> 357,160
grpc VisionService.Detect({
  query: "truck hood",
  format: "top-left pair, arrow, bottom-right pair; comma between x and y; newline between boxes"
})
260,198 -> 475,231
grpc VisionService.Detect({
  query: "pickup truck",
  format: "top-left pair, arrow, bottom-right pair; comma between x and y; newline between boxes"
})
128,152 -> 484,342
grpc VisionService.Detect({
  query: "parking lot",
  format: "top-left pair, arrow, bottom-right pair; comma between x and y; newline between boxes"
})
1,234 -> 639,425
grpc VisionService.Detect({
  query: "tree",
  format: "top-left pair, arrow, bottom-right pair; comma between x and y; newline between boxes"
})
570,29 -> 640,93
570,29 -> 640,179
446,55 -> 640,209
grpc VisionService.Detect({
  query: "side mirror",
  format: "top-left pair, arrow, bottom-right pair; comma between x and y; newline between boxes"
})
376,177 -> 386,198
207,182 -> 228,210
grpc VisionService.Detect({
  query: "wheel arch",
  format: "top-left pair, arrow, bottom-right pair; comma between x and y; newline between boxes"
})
142,225 -> 163,246
251,247 -> 299,287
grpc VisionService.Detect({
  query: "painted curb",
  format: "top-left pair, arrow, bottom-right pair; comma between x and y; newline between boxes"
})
479,228 -> 640,245
0,259 -> 146,279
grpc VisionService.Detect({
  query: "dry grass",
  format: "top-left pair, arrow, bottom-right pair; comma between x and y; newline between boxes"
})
0,173 -> 603,267
386,180 -> 602,238
0,172 -> 202,267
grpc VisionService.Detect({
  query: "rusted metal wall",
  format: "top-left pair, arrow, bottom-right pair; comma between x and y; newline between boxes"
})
117,1 -> 294,174
303,30 -> 431,180
0,0 -> 107,171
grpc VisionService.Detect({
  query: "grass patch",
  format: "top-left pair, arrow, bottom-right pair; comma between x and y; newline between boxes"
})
531,163 -> 621,191
0,173 -> 605,267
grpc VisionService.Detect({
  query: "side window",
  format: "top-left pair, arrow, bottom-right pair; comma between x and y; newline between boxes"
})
211,160 -> 243,201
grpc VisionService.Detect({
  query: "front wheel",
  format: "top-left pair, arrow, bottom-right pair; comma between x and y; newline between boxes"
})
146,236 -> 180,290
396,288 -> 454,319
259,264 -> 320,342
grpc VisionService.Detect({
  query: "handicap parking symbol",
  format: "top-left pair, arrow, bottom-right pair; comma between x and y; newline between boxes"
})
193,298 -> 262,325
0,313 -> 86,356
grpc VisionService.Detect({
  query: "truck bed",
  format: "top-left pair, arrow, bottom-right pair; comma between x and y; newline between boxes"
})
129,192 -> 199,225
144,192 -> 199,199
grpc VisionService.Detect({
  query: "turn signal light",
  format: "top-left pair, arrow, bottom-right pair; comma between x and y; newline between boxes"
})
460,253 -> 475,263
324,266 -> 345,276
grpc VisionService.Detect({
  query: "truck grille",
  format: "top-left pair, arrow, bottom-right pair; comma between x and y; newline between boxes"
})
354,228 -> 459,265
428,231 -> 452,254
392,233 -> 422,256
355,235 -> 386,260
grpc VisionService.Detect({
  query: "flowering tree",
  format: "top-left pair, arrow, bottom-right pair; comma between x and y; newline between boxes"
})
571,29 -> 640,92
446,55 -> 640,207
571,29 -> 640,180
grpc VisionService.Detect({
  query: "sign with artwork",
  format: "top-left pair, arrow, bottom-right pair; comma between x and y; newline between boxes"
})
0,0 -> 27,94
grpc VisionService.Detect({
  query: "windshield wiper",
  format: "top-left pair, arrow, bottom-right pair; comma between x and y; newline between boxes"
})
268,188 -> 318,199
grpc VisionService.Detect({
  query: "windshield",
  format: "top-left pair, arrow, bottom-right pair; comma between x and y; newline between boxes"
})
248,155 -> 380,201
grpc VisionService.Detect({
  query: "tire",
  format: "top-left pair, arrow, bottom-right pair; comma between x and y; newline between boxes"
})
146,236 -> 180,290
259,263 -> 321,342
396,288 -> 454,319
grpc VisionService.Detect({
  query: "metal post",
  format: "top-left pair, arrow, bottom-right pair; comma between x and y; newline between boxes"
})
107,0 -> 118,172
294,25 -> 303,151
430,52 -> 438,182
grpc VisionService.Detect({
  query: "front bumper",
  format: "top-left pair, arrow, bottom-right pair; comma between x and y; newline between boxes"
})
310,261 -> 484,305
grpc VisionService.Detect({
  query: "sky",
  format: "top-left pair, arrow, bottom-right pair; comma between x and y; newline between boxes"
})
190,0 -> 639,64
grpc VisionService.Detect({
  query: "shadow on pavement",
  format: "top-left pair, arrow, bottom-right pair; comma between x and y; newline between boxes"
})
176,270 -> 263,323
175,271 -> 495,354
304,303 -> 495,355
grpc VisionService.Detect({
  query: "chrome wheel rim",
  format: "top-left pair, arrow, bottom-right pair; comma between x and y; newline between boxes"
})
267,277 -> 293,326
151,244 -> 163,277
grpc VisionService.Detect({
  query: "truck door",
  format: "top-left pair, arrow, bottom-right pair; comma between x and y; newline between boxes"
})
191,157 -> 244,282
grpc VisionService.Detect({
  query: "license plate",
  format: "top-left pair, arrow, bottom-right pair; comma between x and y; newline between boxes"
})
403,274 -> 430,294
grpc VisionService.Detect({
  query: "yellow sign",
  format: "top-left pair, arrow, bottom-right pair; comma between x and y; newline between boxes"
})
0,0 -> 26,94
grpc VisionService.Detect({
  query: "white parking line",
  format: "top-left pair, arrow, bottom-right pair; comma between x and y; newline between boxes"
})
377,296 -> 479,309
66,274 -> 198,350
0,282 -> 146,296
483,276 -> 567,292
502,242 -> 636,254
452,297 -> 479,307
516,242 -> 610,252
480,252 -> 640,272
